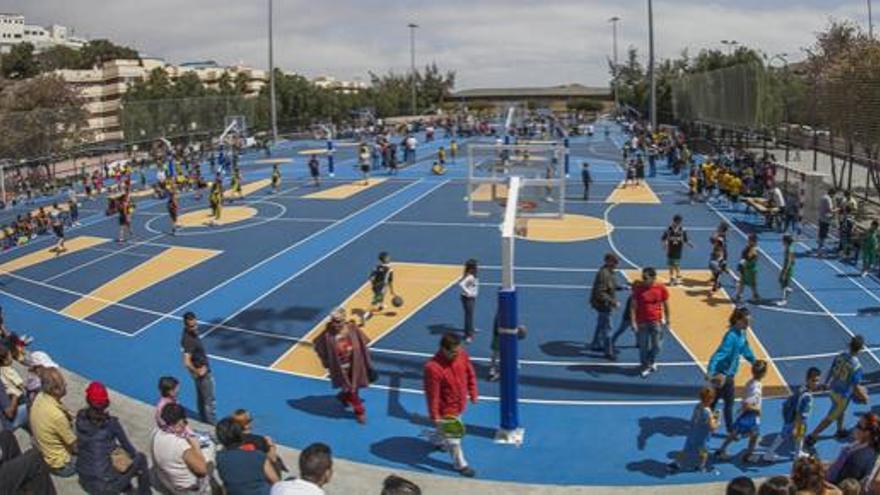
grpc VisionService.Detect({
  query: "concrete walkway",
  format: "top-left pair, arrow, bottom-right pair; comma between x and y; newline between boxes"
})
15,367 -> 737,495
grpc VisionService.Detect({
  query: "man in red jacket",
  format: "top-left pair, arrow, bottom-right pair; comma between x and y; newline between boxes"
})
423,333 -> 478,477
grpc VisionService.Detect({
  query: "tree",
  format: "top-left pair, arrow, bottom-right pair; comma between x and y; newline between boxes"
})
0,74 -> 87,160
1,43 -> 38,80
78,39 -> 139,69
35,45 -> 82,73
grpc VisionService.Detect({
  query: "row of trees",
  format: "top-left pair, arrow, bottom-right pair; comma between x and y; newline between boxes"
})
1,39 -> 139,79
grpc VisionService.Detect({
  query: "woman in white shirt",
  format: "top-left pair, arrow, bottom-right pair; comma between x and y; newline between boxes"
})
459,259 -> 479,343
152,403 -> 211,494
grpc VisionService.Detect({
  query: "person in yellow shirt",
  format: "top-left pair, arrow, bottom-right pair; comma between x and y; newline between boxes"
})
450,139 -> 459,163
729,176 -> 743,210
30,367 -> 77,477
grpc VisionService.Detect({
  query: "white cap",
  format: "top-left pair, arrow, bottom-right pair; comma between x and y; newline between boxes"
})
26,351 -> 58,369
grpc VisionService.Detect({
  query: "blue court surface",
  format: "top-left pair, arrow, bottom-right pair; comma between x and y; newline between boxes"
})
7,123 -> 880,486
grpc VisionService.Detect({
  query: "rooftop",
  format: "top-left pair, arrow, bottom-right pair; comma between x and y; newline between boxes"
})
451,83 -> 610,99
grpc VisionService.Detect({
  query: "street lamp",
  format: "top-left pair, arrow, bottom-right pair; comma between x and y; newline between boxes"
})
647,0 -> 656,130
268,0 -> 278,142
608,16 -> 621,112
720,39 -> 739,55
408,23 -> 419,116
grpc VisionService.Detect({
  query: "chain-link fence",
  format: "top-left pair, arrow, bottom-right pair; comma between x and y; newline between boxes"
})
119,96 -> 264,145
671,61 -> 880,220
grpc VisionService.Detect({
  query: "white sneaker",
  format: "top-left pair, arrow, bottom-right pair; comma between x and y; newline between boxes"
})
640,368 -> 651,378
776,299 -> 787,307
650,364 -> 658,372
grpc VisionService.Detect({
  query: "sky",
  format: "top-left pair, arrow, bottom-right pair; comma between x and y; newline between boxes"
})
2,0 -> 871,90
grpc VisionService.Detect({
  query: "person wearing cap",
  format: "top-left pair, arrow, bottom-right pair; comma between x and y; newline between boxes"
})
25,350 -> 58,404
29,367 -> 78,477
589,253 -> 620,358
75,381 -> 151,494
314,308 -> 374,424
181,311 -> 216,425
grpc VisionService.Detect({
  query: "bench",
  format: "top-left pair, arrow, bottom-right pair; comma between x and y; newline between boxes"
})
743,197 -> 780,226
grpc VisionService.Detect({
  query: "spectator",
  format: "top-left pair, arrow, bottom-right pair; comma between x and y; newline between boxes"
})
314,308 -> 374,425
791,456 -> 842,494
381,474 -> 421,495
826,412 -> 880,485
758,476 -> 795,495
459,259 -> 479,343
181,311 -> 216,424
0,345 -> 26,430
817,188 -> 836,257
29,367 -> 78,477
589,253 -> 619,358
631,267 -> 670,378
423,333 -> 478,477
24,350 -> 59,403
215,417 -> 278,495
270,442 -> 333,495
232,409 -> 286,476
727,476 -> 757,495
156,375 -> 181,430
0,428 -> 56,494
707,307 -> 756,433
151,403 -> 211,494
75,381 -> 151,494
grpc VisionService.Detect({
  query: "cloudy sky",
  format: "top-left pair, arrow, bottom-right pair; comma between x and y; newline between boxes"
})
4,0 -> 871,89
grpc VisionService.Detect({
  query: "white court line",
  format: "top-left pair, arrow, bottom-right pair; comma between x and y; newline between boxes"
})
42,233 -> 167,283
0,287 -> 134,337
130,180 -> 436,336
604,203 -> 639,269
482,265 -> 598,273
800,241 -> 880,305
198,180 -> 449,341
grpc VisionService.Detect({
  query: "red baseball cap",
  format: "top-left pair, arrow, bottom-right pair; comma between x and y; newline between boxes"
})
85,381 -> 110,409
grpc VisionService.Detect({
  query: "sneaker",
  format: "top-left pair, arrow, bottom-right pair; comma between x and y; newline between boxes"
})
355,413 -> 366,425
458,466 -> 476,478
650,364 -> 658,372
714,450 -> 731,461
776,299 -> 788,307
640,368 -> 651,378
667,462 -> 681,473
488,369 -> 500,382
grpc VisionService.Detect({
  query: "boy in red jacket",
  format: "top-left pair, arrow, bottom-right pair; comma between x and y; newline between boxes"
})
423,333 -> 478,477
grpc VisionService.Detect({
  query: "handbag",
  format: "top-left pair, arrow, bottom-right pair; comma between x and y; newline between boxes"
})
110,447 -> 133,473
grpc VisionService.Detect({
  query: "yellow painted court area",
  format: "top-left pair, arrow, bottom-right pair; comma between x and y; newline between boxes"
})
302,178 -> 387,200
470,183 -> 508,202
0,236 -> 109,273
517,214 -> 611,243
225,178 -> 271,199
177,206 -> 258,227
623,269 -> 788,396
254,158 -> 294,164
61,246 -> 220,319
273,263 -> 461,375
606,182 -> 661,204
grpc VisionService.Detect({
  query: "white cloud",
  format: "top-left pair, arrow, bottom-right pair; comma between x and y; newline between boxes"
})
3,0 -> 869,88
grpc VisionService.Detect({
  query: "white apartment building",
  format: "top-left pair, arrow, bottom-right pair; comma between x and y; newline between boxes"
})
56,59 -> 268,143
313,75 -> 368,94
0,13 -> 86,53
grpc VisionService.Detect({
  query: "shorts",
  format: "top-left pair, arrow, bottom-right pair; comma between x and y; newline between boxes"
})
360,164 -> 370,173
731,410 -> 760,437
53,225 -> 64,238
825,392 -> 850,422
667,257 -> 681,268
371,287 -> 386,306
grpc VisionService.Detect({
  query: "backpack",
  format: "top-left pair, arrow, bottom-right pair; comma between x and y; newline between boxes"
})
782,387 -> 805,424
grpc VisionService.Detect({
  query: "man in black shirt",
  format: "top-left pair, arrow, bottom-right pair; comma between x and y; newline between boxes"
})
181,312 -> 216,424
661,215 -> 692,286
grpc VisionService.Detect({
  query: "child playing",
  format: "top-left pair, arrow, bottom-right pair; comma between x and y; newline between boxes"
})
688,169 -> 699,204
624,160 -> 637,188
762,366 -> 822,462
271,164 -> 281,194
709,241 -> 726,293
365,252 -> 395,321
778,234 -> 796,306
714,360 -> 768,462
668,386 -> 720,473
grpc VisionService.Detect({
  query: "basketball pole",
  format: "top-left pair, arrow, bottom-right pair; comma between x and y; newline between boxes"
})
496,175 -> 524,445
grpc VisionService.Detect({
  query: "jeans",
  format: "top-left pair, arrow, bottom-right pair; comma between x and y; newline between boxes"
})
608,316 -> 632,356
11,402 -> 28,430
50,460 -> 77,478
590,310 -> 612,352
0,430 -> 55,494
80,452 -> 151,495
194,372 -> 217,425
711,376 -> 736,432
461,295 -> 475,338
637,321 -> 664,368
648,156 -> 656,177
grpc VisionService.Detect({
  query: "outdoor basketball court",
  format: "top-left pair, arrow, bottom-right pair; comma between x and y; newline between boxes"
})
3,122 -> 879,485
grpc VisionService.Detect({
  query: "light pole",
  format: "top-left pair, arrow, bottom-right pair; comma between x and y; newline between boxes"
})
647,0 -> 656,130
609,16 -> 621,112
268,0 -> 278,142
720,39 -> 739,55
408,23 -> 419,116
869,0 -> 875,39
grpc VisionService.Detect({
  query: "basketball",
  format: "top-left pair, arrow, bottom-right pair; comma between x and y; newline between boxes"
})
391,295 -> 404,308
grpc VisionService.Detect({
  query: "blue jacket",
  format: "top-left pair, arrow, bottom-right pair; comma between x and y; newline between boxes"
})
707,327 -> 756,378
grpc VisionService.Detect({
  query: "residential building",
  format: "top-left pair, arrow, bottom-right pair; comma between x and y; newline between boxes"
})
312,75 -> 368,94
55,59 -> 268,143
0,13 -> 86,53
451,84 -> 611,112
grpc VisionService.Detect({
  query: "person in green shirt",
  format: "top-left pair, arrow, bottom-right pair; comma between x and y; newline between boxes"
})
734,234 -> 761,304
862,220 -> 879,277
